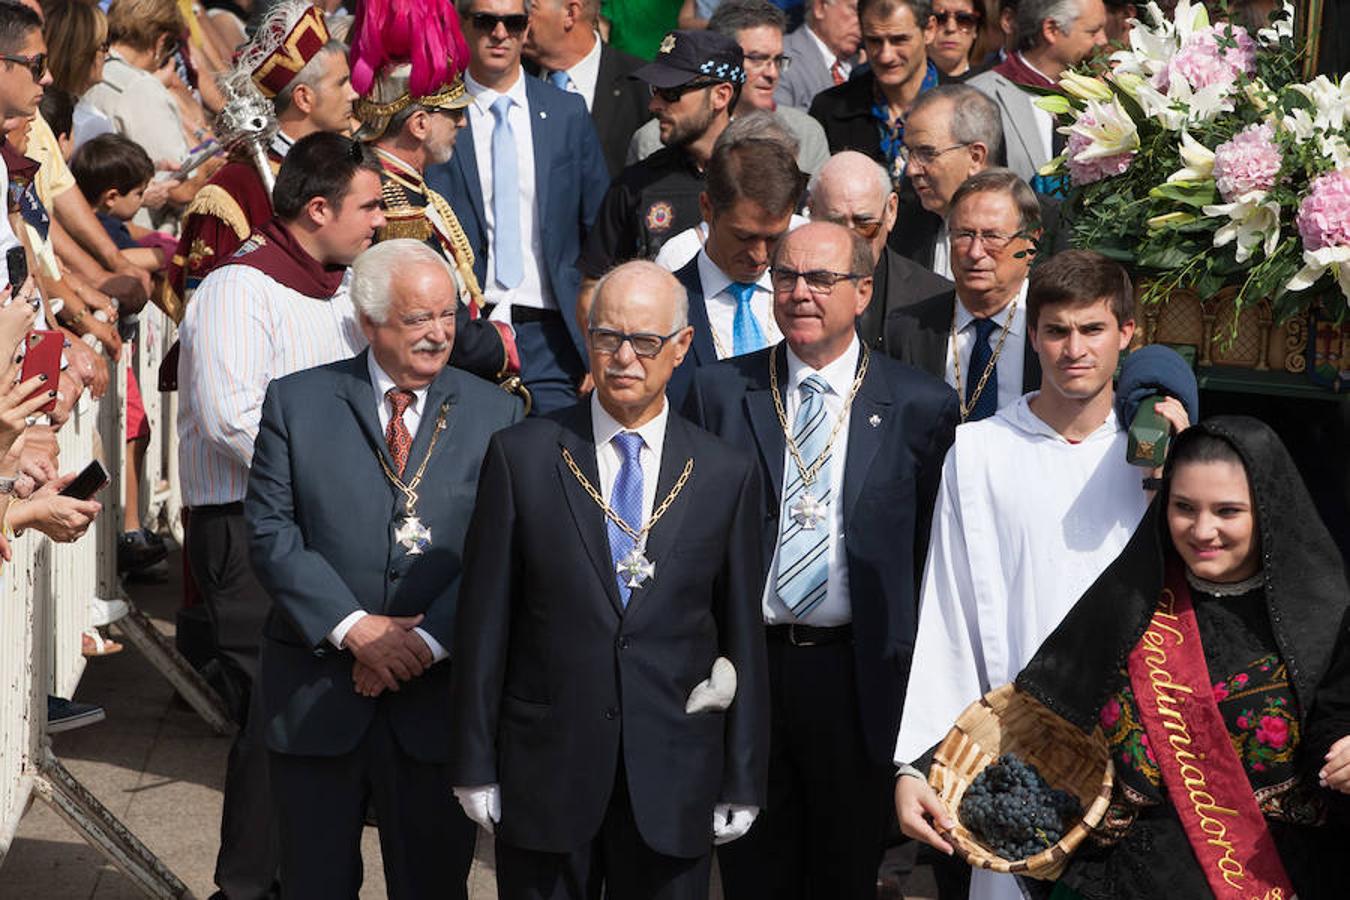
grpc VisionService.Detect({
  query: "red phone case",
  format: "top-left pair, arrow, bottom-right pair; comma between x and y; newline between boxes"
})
20,330 -> 62,413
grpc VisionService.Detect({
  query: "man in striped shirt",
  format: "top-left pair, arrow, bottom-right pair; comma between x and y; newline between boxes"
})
176,132 -> 384,900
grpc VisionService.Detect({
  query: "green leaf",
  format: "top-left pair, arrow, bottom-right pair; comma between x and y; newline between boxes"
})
1148,180 -> 1219,209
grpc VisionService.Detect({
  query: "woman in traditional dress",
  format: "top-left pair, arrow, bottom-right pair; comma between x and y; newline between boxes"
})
1016,415 -> 1350,899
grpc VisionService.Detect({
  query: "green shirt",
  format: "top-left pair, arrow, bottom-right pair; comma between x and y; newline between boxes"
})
601,0 -> 683,60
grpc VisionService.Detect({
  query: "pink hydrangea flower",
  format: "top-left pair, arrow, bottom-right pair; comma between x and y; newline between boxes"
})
1256,715 -> 1289,748
1296,170 -> 1350,252
1100,698 -> 1122,729
1213,124 -> 1282,201
1066,115 -> 1135,185
1212,682 -> 1229,702
1157,24 -> 1257,92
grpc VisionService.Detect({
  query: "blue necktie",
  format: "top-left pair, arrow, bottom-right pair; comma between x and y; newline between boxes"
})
775,374 -> 831,618
608,432 -> 645,606
489,95 -> 523,290
548,70 -> 573,92
729,282 -> 767,356
966,317 -> 999,421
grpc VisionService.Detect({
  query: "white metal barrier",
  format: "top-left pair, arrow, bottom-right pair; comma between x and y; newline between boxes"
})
133,308 -> 184,545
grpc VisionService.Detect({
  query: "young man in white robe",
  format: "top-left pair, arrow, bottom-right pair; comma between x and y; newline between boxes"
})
891,249 -> 1188,900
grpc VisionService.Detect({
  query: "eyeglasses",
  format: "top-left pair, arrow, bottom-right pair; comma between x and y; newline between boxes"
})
931,10 -> 982,31
432,106 -> 467,124
648,80 -> 717,103
770,267 -> 865,294
0,53 -> 46,81
469,12 -> 530,34
902,141 -> 971,167
589,327 -> 684,358
743,52 -> 792,71
949,229 -> 1023,252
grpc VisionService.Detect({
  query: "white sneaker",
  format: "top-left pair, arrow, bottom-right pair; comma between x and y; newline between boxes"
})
89,597 -> 129,627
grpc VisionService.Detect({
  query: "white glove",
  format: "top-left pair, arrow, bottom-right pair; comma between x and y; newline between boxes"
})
712,803 -> 758,845
453,783 -> 501,834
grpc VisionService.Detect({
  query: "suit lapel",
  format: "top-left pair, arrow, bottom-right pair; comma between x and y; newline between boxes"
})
623,414 -> 695,620
841,353 -> 890,524
405,368 -> 460,472
341,350 -> 397,472
997,79 -> 1040,173
591,45 -> 617,136
676,258 -> 718,365
745,347 -> 788,502
526,79 -> 551,223
451,123 -> 486,235
918,293 -> 955,377
1022,331 -> 1042,394
556,405 -> 625,616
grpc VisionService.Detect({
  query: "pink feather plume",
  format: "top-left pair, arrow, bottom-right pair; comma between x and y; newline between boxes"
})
350,0 -> 471,97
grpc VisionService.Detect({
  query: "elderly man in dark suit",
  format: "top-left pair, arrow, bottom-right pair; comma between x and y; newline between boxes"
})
524,0 -> 651,176
450,260 -> 770,900
245,239 -> 524,898
428,0 -> 611,415
806,150 -> 952,351
683,221 -> 958,899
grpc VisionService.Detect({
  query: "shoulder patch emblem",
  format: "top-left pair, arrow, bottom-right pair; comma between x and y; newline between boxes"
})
645,201 -> 675,233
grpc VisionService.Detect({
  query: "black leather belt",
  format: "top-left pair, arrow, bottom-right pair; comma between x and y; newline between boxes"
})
766,623 -> 852,647
482,304 -> 561,324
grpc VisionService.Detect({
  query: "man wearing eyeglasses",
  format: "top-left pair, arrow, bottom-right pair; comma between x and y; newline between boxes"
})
885,168 -> 1042,423
682,221 -> 958,900
626,0 -> 831,178
428,0 -> 609,416
450,260 -> 770,900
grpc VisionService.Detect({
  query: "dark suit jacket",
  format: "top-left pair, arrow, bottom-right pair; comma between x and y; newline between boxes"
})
426,77 -> 610,363
681,346 -> 959,766
858,246 -> 953,352
883,289 -> 1042,395
808,70 -> 883,162
591,43 -> 652,178
668,255 -> 721,410
245,351 -> 524,762
448,402 -> 770,858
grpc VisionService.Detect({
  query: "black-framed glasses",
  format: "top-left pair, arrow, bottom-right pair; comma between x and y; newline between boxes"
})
648,80 -> 718,103
589,327 -> 683,357
0,53 -> 46,81
770,267 -> 864,294
469,12 -> 530,34
902,141 -> 971,167
743,51 -> 792,71
949,229 -> 1023,252
931,10 -> 982,31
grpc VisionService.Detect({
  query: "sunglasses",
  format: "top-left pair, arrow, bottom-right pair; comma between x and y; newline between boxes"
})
931,10 -> 981,30
0,53 -> 45,81
469,12 -> 530,34
648,80 -> 717,103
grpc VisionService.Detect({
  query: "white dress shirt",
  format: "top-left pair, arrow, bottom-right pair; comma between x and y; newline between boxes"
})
464,70 -> 554,314
943,280 -> 1029,414
805,25 -> 851,79
326,355 -> 448,662
591,392 -> 666,524
550,32 -> 603,111
696,249 -> 783,359
762,337 -> 859,627
932,221 -> 952,280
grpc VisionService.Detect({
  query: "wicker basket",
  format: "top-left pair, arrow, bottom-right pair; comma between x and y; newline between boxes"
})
927,683 -> 1115,880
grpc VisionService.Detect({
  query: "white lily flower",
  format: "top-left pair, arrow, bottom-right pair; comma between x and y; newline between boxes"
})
1288,245 -> 1350,306
1321,135 -> 1350,169
1203,193 -> 1281,264
1168,131 -> 1215,182
1068,97 -> 1141,159
1282,107 -> 1318,141
1257,2 -> 1296,45
1059,71 -> 1114,102
1291,74 -> 1350,132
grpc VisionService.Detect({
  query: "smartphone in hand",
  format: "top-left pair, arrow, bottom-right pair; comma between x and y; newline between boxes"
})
59,459 -> 110,500
19,330 -> 62,413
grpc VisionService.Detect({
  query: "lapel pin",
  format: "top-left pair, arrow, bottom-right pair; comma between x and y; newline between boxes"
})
539,110 -> 548,119
868,414 -> 881,428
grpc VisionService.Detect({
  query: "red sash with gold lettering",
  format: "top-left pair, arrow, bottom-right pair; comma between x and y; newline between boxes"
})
1126,562 -> 1296,900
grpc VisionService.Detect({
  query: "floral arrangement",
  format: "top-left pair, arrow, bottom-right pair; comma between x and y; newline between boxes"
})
1036,1 -> 1349,323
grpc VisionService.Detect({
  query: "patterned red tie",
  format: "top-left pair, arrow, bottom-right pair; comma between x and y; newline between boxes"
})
830,59 -> 846,85
385,388 -> 415,476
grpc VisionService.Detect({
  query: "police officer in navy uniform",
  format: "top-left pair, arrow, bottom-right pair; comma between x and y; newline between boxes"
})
578,30 -> 744,299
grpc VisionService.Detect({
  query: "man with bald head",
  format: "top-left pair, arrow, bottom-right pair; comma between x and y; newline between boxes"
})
684,222 -> 958,898
808,150 -> 952,351
450,259 -> 770,899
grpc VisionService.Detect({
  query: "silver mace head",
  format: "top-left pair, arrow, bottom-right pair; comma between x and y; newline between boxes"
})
214,69 -> 279,152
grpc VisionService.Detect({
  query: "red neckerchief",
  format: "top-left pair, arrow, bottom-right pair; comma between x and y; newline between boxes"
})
1125,560 -> 1296,899
228,218 -> 346,299
994,52 -> 1055,89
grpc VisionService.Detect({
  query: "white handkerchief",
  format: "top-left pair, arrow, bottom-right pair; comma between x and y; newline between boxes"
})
685,657 -> 737,713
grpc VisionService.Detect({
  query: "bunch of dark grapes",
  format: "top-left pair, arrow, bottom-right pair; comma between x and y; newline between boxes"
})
957,753 -> 1083,861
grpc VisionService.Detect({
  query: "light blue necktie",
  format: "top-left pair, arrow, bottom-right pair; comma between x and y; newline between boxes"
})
608,432 -> 645,606
729,282 -> 767,356
775,374 -> 832,618
489,95 -> 523,290
548,70 -> 573,92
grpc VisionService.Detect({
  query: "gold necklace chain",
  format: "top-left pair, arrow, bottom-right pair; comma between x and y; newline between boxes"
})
951,300 -> 1017,423
376,401 -> 449,518
769,344 -> 870,488
561,447 -> 693,544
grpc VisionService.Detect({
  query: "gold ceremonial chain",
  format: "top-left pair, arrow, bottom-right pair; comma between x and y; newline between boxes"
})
560,447 -> 693,544
950,300 -> 1017,423
376,401 -> 450,517
769,344 -> 870,490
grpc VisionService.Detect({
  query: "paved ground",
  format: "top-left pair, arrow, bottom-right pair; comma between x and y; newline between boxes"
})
0,551 -> 937,899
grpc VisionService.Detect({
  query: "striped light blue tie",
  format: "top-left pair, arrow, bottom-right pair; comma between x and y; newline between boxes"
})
489,95 -> 523,289
729,282 -> 767,356
608,432 -> 644,606
775,374 -> 831,618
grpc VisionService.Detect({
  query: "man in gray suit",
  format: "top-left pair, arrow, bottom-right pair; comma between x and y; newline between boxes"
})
245,239 -> 524,898
775,0 -> 862,109
968,0 -> 1107,183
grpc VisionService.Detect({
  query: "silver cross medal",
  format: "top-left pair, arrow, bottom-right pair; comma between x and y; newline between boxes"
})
790,491 -> 828,530
616,546 -> 655,589
394,515 -> 433,555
